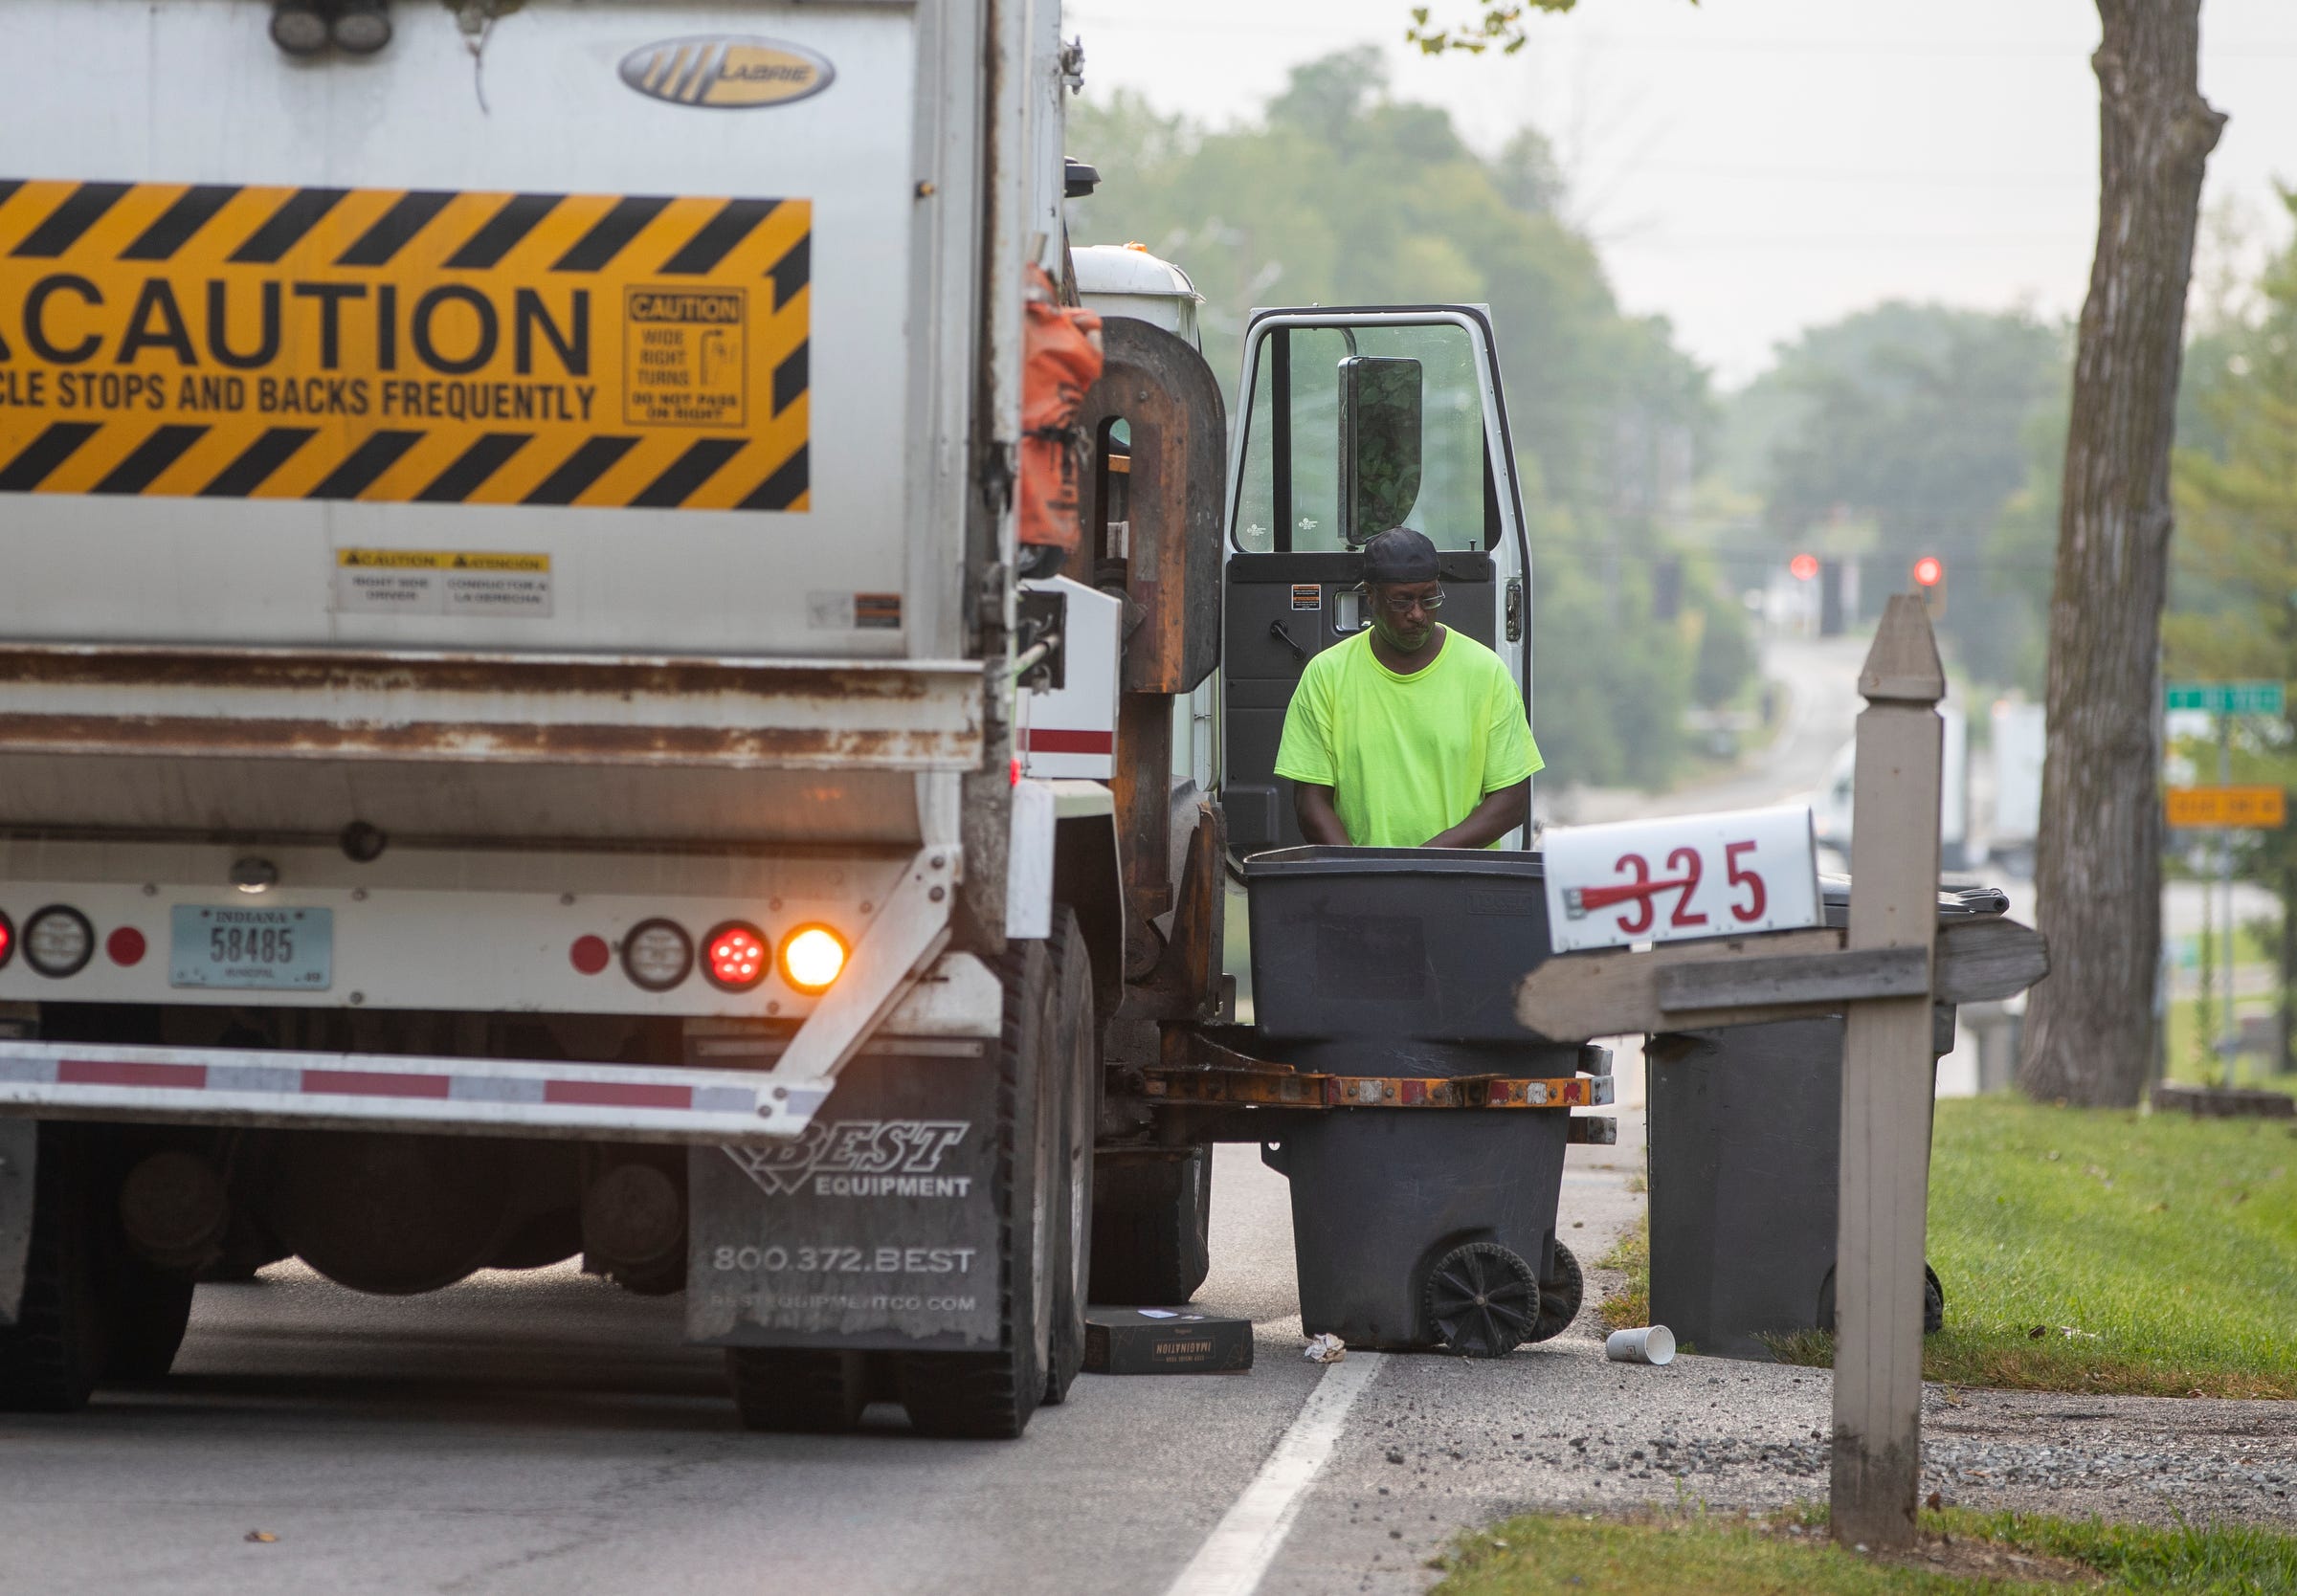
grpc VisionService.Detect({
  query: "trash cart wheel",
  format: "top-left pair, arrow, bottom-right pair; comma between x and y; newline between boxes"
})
727,1348 -> 870,1433
1817,1262 -> 1946,1336
1423,1241 -> 1539,1359
1527,1240 -> 1583,1343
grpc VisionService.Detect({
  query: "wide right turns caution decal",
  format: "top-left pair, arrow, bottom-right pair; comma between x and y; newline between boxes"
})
0,180 -> 810,512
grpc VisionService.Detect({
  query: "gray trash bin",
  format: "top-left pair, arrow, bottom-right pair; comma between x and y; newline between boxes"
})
1646,880 -> 2002,1360
1243,848 -> 1586,1354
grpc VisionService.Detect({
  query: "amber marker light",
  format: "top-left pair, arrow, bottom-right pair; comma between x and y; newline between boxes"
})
779,925 -> 849,993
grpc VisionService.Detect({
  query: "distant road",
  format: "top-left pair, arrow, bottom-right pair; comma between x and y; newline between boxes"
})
1544,632 -> 1869,827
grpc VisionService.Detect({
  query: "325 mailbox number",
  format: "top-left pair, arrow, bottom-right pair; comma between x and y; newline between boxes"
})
1605,838 -> 1766,937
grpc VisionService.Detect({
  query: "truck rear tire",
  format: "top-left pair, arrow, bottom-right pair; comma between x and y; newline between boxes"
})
0,1126 -> 112,1413
1042,909 -> 1096,1406
1087,1147 -> 1212,1306
897,926 -> 1067,1439
726,1348 -> 870,1433
102,1270 -> 195,1384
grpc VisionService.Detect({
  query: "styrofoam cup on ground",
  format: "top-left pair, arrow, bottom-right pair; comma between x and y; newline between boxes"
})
1605,1325 -> 1676,1365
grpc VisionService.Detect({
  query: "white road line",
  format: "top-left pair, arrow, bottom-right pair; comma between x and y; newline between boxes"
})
1160,1352 -> 1386,1596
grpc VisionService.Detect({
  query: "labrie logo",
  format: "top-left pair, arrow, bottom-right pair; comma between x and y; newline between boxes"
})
619,35 -> 834,109
725,1119 -> 971,1199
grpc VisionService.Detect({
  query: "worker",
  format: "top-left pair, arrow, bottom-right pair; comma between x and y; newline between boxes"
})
1274,526 -> 1542,848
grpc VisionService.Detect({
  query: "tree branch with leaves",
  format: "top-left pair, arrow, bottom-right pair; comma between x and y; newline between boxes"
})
1408,1 -> 1697,55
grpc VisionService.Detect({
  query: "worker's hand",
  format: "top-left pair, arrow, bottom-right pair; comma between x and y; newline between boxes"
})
1423,779 -> 1531,849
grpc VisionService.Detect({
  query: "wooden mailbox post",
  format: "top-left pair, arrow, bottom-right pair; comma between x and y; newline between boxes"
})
1517,595 -> 2048,1551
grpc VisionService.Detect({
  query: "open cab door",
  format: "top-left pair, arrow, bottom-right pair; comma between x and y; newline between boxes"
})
1217,307 -> 1532,853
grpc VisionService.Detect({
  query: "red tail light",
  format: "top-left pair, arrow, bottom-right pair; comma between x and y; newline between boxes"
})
702,922 -> 769,991
0,910 -> 12,970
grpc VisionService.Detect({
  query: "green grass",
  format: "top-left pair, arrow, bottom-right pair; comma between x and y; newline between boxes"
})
1428,1506 -> 2297,1595
1593,1220 -> 1648,1335
1602,1097 -> 2297,1398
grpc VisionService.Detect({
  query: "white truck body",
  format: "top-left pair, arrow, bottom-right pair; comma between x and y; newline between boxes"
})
0,0 -> 1085,1119
1988,699 -> 2046,865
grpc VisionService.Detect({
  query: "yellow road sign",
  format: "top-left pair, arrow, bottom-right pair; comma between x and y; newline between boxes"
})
0,179 -> 810,511
2165,786 -> 2287,829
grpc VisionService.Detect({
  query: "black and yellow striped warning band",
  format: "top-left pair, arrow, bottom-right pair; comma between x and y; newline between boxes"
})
0,179 -> 810,511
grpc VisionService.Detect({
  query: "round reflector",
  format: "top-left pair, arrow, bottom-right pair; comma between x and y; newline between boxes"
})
620,919 -> 693,992
0,910 -> 13,970
703,921 -> 770,991
569,934 -> 612,976
23,905 -> 95,979
780,925 -> 848,993
106,926 -> 147,967
1912,555 -> 1944,587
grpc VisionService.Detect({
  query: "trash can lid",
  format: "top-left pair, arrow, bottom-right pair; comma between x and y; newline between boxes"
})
1241,845 -> 1544,882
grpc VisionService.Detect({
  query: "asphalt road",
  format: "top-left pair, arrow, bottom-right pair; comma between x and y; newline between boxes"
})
0,1128 -> 1650,1596
1545,632 -> 1872,830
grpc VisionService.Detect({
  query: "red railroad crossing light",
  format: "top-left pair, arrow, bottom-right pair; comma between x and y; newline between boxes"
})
1911,555 -> 1944,587
1789,553 -> 1820,582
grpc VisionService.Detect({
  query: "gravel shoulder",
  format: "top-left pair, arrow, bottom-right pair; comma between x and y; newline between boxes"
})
1260,1097 -> 2297,1596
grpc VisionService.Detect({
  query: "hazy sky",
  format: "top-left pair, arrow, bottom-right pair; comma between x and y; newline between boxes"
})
1064,0 -> 2297,386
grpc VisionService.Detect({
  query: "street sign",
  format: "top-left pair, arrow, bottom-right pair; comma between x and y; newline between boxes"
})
2164,786 -> 2287,829
2164,680 -> 2286,716
1542,805 -> 1822,954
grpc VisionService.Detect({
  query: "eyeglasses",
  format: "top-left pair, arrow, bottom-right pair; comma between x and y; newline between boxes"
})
1372,588 -> 1444,614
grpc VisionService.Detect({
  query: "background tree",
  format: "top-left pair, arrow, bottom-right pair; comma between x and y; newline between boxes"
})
1069,53 -> 1752,788
2019,0 -> 2224,1108
1719,302 -> 2067,690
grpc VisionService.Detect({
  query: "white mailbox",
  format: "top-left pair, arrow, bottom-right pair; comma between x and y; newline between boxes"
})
1542,806 -> 1823,954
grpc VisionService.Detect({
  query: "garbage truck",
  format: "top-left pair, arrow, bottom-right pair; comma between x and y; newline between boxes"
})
0,0 -> 1608,1436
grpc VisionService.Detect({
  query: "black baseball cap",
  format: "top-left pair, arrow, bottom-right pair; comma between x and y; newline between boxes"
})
1359,526 -> 1439,584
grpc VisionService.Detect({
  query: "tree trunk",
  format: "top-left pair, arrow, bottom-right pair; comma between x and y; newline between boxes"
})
2020,0 -> 2224,1107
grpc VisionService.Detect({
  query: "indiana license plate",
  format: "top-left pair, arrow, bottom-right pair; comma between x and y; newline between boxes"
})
169,905 -> 334,990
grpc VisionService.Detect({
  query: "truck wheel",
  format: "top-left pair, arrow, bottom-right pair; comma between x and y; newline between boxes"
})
897,929 -> 1064,1439
1527,1240 -> 1583,1343
1042,908 -> 1096,1406
102,1269 -> 195,1384
1087,1147 -> 1212,1306
726,1348 -> 869,1433
0,1126 -> 112,1412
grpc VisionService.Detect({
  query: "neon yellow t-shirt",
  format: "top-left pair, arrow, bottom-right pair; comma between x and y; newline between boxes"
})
1272,628 -> 1542,848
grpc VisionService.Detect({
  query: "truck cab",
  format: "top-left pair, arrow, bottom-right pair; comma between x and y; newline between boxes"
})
1216,307 -> 1533,853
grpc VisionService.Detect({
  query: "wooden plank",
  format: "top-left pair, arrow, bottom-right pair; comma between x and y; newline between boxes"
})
1832,593 -> 1944,1553
1935,919 -> 2050,1003
1513,927 -> 1842,1040
1657,945 -> 1929,1010
1515,915 -> 2047,1039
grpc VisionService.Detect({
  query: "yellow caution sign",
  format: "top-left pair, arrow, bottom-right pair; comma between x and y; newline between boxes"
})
2165,786 -> 2287,829
0,179 -> 810,511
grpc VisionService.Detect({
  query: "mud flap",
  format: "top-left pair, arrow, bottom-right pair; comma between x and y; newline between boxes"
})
686,1048 -> 1004,1351
0,1119 -> 31,1325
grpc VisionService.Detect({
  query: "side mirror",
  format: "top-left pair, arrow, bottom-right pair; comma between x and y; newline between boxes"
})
1338,355 -> 1422,545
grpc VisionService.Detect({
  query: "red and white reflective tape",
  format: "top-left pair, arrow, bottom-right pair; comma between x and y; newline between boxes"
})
0,1040 -> 828,1142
